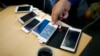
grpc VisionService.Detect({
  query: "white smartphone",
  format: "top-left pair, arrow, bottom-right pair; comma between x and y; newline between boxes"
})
60,27 -> 82,52
18,11 -> 37,24
38,23 -> 58,43
15,5 -> 33,12
21,17 -> 42,33
32,19 -> 50,36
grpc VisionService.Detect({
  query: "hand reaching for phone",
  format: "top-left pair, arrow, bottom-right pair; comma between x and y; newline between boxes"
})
51,0 -> 71,24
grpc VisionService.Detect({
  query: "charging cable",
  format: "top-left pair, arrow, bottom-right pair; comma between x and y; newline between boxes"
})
82,16 -> 100,31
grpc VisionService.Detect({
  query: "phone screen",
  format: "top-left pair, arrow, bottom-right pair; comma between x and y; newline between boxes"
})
18,6 -> 30,11
46,26 -> 68,48
24,19 -> 40,31
40,25 -> 56,40
33,19 -> 49,34
21,12 -> 36,22
62,30 -> 80,49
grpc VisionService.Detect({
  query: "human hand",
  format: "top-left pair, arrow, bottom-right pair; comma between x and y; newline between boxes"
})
51,0 -> 71,24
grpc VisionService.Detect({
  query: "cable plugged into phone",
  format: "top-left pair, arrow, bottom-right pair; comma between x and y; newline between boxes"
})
58,25 -> 62,32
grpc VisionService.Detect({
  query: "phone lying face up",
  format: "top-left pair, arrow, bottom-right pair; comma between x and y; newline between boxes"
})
60,27 -> 82,52
15,5 -> 33,12
38,23 -> 58,43
21,17 -> 42,33
32,19 -> 50,36
18,11 -> 37,24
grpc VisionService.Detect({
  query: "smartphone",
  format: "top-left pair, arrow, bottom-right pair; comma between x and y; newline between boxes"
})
38,23 -> 58,43
60,27 -> 82,52
15,5 -> 33,12
46,26 -> 69,48
22,17 -> 42,33
32,19 -> 50,36
18,11 -> 37,24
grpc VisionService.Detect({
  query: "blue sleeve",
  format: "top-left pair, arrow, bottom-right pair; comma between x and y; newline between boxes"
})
69,0 -> 78,5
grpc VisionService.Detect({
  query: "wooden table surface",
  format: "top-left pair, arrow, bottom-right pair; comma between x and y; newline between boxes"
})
0,5 -> 92,56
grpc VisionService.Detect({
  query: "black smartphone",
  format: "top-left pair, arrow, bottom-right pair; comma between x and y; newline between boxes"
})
22,17 -> 41,33
46,26 -> 69,48
15,5 -> 33,12
19,11 -> 37,24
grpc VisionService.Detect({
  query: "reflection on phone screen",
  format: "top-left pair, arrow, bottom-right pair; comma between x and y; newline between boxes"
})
25,19 -> 40,31
33,19 -> 49,34
62,30 -> 80,49
21,12 -> 36,22
40,25 -> 56,40
18,6 -> 30,11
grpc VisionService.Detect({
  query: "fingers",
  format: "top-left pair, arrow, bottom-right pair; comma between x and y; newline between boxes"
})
51,0 -> 71,24
51,12 -> 58,24
63,12 -> 69,19
52,11 -> 69,24
59,12 -> 68,20
51,4 -> 59,24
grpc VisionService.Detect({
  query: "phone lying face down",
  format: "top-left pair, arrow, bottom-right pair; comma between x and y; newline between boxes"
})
60,27 -> 82,52
15,5 -> 33,12
18,11 -> 37,24
21,17 -> 42,33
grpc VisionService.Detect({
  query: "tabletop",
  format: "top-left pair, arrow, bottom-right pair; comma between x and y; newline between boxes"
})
0,5 -> 92,56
